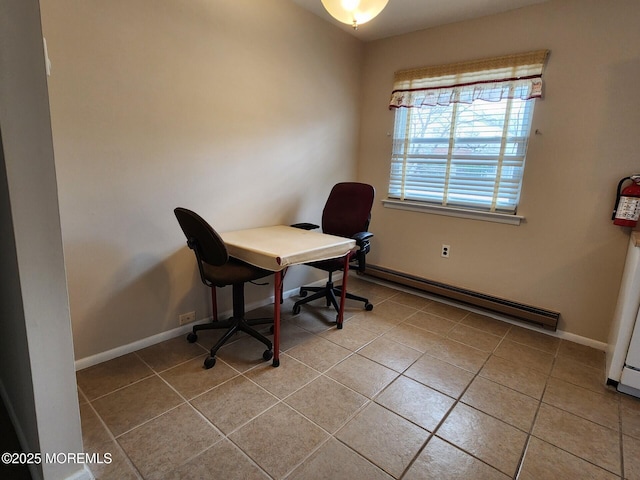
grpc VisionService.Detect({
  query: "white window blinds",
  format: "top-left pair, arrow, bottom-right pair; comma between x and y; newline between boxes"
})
388,50 -> 549,214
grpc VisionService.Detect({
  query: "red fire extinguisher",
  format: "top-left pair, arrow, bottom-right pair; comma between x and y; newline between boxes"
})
613,175 -> 640,227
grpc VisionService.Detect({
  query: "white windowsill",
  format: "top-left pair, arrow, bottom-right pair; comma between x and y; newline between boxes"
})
382,199 -> 524,225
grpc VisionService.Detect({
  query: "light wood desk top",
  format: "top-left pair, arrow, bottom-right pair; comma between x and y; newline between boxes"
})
221,225 -> 355,271
220,225 -> 355,367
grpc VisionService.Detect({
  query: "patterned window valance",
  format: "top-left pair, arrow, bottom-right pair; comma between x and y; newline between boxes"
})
389,50 -> 550,109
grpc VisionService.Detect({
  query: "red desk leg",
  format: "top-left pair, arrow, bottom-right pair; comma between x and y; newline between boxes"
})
337,254 -> 350,329
273,270 -> 282,367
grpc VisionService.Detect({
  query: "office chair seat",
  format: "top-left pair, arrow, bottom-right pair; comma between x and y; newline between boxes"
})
175,208 -> 274,369
201,258 -> 268,288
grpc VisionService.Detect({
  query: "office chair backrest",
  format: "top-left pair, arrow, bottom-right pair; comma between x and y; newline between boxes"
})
322,182 -> 375,238
174,207 -> 229,266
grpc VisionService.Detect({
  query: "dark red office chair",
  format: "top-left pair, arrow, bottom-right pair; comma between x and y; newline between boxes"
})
175,208 -> 274,369
292,182 -> 375,323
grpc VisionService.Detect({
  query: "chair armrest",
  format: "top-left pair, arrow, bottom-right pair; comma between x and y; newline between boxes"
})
350,231 -> 373,272
291,223 -> 319,230
352,231 -> 373,247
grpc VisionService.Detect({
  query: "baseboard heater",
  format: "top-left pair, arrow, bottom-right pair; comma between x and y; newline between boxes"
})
364,264 -> 559,331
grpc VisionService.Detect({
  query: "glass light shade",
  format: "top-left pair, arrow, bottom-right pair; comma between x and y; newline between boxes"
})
321,0 -> 389,29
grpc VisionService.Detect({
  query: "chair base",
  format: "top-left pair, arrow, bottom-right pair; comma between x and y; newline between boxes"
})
188,282 -> 273,369
187,317 -> 273,369
292,278 -> 373,321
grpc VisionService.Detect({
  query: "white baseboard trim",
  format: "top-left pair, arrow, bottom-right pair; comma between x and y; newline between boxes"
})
552,330 -> 607,352
76,273 -> 605,371
65,465 -> 94,480
359,275 -> 608,352
74,323 -> 197,371
74,285 -> 310,370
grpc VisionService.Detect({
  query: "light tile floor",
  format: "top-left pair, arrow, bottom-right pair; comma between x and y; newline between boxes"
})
77,277 -> 640,479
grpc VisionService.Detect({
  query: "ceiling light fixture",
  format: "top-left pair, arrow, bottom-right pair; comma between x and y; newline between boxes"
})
321,0 -> 389,30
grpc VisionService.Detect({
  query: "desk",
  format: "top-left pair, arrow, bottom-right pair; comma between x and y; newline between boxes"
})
220,225 -> 356,367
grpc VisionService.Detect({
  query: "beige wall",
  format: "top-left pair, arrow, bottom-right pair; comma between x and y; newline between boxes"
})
41,0 -> 640,360
358,0 -> 640,342
40,0 -> 363,360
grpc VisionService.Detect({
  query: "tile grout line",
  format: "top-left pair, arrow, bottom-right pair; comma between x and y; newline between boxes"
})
344,280 -> 624,478
137,349 -> 274,479
78,384 -> 144,479
77,280 -> 628,479
339,305 -> 525,478
267,296 -> 420,479
133,316 -> 373,479
512,355 -> 553,480
515,337 -> 564,478
514,344 -> 626,479
393,314 -> 512,478
619,398 -> 625,480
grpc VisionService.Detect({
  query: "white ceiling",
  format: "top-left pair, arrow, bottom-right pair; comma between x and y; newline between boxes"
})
290,0 -> 550,41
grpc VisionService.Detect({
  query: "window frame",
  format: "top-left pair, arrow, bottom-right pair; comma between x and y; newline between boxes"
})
388,94 -> 536,219
385,50 -> 548,224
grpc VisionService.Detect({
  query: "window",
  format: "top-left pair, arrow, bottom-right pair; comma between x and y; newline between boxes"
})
387,50 -> 549,219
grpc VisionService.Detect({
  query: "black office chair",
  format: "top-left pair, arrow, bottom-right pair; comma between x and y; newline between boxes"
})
174,208 -> 274,369
292,182 -> 375,323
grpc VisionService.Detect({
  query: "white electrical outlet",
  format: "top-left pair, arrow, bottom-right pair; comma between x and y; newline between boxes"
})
441,244 -> 451,258
179,311 -> 196,326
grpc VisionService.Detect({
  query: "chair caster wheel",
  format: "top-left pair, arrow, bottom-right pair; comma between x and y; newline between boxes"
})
272,359 -> 280,367
365,303 -> 374,311
293,305 -> 301,315
187,332 -> 198,343
263,350 -> 273,361
203,356 -> 216,369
